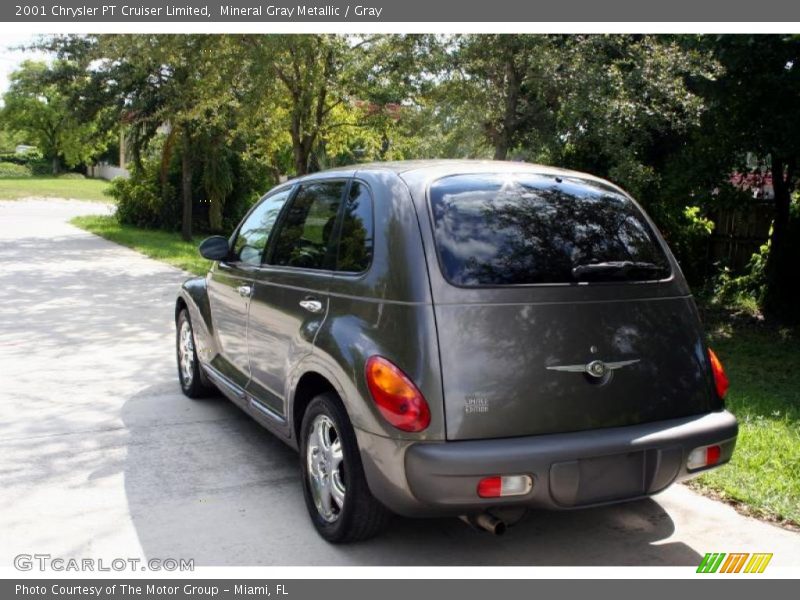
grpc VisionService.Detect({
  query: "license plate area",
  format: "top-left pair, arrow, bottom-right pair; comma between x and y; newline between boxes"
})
549,451 -> 647,507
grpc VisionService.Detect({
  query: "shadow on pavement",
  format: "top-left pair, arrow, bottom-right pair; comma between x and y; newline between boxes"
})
121,383 -> 702,566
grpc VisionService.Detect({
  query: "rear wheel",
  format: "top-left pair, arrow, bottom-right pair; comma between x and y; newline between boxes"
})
176,309 -> 213,398
300,393 -> 391,542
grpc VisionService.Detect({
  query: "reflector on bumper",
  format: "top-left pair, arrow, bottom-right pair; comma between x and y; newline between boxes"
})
687,444 -> 721,471
477,475 -> 533,498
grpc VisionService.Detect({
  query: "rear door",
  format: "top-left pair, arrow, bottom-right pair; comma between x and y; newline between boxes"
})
422,173 -> 720,440
207,187 -> 293,389
245,179 -> 347,417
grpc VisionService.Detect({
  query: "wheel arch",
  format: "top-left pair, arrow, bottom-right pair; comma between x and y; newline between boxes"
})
291,370 -> 342,444
174,295 -> 189,323
175,275 -> 217,365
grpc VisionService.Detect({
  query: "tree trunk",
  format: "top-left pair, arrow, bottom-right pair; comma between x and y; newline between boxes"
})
494,53 -> 520,161
159,127 -> 177,224
209,194 -> 223,232
293,141 -> 308,176
180,128 -> 193,242
763,155 -> 798,321
51,156 -> 60,175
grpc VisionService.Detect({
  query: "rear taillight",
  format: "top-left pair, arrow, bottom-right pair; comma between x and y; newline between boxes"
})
687,444 -> 722,471
707,348 -> 729,399
365,356 -> 431,432
477,475 -> 533,498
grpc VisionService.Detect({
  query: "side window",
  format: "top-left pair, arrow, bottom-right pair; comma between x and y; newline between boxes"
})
336,181 -> 374,273
270,181 -> 346,270
233,188 -> 293,265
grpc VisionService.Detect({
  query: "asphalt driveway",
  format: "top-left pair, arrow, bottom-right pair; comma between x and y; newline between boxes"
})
1,198 -> 798,567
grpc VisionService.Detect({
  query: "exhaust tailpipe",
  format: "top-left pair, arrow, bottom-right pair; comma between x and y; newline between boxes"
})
460,513 -> 507,536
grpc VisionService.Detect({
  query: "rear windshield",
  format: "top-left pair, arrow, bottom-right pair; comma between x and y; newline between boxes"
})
429,174 -> 671,286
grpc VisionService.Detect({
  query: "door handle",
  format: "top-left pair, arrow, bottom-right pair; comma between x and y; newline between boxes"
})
237,285 -> 252,298
299,298 -> 324,314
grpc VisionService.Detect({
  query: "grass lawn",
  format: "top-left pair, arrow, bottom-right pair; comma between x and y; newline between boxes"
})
70,214 -> 212,275
689,319 -> 800,527
0,177 -> 112,202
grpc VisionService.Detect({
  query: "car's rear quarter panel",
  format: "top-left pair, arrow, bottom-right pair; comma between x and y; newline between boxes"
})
310,169 -> 446,441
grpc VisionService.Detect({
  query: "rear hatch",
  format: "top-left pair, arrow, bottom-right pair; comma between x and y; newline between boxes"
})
424,173 -> 720,441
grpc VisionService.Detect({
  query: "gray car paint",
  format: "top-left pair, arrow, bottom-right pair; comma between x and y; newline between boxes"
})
177,160 -> 737,517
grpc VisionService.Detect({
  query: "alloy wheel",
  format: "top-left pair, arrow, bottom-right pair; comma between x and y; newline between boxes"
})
306,414 -> 346,522
178,318 -> 195,387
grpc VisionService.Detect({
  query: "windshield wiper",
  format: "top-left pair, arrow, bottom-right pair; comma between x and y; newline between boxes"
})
571,261 -> 667,280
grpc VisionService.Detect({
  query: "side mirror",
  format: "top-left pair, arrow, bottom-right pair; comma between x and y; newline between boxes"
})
199,236 -> 231,261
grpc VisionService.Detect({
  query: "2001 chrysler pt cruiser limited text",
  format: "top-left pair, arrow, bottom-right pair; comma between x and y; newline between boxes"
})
174,160 -> 737,542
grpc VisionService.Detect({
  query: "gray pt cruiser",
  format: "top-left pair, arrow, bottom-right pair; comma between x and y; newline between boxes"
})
175,160 -> 737,542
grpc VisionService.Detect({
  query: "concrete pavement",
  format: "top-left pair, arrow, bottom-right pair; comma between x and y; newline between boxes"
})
1,198 -> 798,567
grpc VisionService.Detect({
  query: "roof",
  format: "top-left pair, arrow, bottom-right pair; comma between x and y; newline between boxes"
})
352,159 -> 626,195
288,160 -> 626,197
348,159 -> 580,176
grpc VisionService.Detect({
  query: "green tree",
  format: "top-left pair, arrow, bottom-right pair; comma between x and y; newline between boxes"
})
245,35 -> 365,175
449,35 -> 560,161
690,35 -> 800,320
90,35 -> 248,239
0,128 -> 23,153
437,35 -> 716,198
1,60 -> 111,174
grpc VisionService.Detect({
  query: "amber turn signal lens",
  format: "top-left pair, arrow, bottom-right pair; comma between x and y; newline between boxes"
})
707,348 -> 730,399
365,356 -> 431,432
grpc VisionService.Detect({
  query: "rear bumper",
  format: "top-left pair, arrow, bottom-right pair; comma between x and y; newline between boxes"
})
356,410 -> 737,517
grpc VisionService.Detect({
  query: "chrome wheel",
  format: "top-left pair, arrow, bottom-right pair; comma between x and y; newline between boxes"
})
306,414 -> 345,523
178,318 -> 195,387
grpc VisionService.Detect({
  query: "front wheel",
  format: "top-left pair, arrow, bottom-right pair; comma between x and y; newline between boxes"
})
176,309 -> 214,398
300,393 -> 391,542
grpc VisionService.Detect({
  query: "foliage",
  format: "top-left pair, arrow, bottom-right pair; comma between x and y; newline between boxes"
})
0,162 -> 32,178
1,60 -> 113,174
0,128 -> 24,153
107,135 -> 270,234
711,196 -> 800,315
713,242 -> 770,312
0,148 -> 52,175
687,35 -> 800,320
107,166 -> 163,228
0,148 -> 43,163
21,33 -> 800,321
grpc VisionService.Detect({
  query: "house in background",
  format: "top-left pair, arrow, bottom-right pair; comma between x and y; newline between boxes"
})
88,126 -> 130,181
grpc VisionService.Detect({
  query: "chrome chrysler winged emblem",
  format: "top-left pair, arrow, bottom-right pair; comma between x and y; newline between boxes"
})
546,358 -> 640,379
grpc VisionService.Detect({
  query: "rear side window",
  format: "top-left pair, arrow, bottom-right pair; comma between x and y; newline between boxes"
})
335,181 -> 374,273
429,174 -> 671,286
270,181 -> 346,270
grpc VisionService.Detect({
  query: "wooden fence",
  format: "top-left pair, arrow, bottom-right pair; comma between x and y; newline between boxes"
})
707,199 -> 773,271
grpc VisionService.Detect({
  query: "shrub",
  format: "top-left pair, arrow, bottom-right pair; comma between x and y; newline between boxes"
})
58,172 -> 86,179
107,172 -> 164,228
712,246 -> 768,316
30,161 -> 53,176
0,148 -> 42,164
0,162 -> 32,178
711,196 -> 800,316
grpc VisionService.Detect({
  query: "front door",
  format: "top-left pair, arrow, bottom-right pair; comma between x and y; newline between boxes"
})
246,179 -> 347,417
207,186 -> 294,390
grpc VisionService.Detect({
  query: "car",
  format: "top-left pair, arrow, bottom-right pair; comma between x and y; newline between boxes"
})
174,159 -> 738,542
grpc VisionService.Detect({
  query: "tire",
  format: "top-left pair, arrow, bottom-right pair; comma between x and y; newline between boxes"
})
300,392 -> 392,543
176,309 -> 214,398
